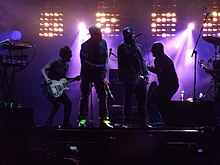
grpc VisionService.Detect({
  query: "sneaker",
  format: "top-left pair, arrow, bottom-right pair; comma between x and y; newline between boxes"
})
78,119 -> 86,128
152,122 -> 165,129
100,119 -> 113,128
140,123 -> 153,129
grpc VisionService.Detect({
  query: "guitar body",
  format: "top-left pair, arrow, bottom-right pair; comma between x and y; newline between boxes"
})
48,78 -> 70,98
45,75 -> 81,98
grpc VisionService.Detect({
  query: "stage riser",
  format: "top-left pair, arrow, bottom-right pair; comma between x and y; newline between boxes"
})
109,101 -> 216,127
0,107 -> 34,128
0,128 -> 220,165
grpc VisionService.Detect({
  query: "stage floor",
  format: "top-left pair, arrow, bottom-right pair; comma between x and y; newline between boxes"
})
1,126 -> 220,165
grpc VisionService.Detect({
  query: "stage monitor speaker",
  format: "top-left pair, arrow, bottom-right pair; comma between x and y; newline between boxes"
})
165,101 -> 215,127
0,106 -> 34,128
109,69 -> 119,82
109,105 -> 138,125
107,82 -> 137,106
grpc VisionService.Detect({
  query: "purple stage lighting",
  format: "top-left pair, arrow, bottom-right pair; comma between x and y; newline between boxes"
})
12,30 -> 22,40
78,22 -> 86,32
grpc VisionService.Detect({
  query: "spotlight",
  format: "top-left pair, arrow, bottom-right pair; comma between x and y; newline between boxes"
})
188,23 -> 195,30
77,22 -> 86,31
11,30 -> 22,40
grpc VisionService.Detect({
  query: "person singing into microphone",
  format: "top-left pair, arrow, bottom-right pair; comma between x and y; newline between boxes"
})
117,27 -> 150,128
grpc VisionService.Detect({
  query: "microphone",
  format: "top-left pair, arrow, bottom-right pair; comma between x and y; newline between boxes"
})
109,48 -> 112,57
134,33 -> 143,38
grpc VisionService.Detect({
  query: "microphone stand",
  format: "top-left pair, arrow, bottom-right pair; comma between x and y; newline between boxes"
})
191,12 -> 210,102
109,50 -> 118,58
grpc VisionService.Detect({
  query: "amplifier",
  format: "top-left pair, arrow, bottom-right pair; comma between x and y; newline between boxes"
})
0,106 -> 34,128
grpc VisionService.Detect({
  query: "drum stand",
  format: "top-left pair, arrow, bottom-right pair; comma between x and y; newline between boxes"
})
199,83 -> 216,101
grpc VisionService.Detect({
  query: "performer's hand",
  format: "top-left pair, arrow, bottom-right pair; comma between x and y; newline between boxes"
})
144,74 -> 150,84
147,65 -> 152,69
147,66 -> 155,73
46,79 -> 52,84
99,64 -> 106,69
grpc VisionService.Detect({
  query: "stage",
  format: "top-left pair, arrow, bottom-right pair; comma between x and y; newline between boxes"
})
1,126 -> 220,165
0,100 -> 219,164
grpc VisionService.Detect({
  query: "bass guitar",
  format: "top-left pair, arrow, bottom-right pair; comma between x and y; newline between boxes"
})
47,75 -> 81,98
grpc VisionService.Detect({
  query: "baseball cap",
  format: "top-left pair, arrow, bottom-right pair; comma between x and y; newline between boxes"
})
122,27 -> 134,37
88,25 -> 101,35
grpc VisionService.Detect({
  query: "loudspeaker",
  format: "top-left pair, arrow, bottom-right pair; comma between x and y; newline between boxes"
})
109,105 -> 138,125
108,82 -> 124,106
107,82 -> 137,106
109,69 -> 119,82
0,106 -> 34,128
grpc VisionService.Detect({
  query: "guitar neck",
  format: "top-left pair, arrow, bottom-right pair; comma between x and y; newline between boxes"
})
65,75 -> 81,85
64,78 -> 74,85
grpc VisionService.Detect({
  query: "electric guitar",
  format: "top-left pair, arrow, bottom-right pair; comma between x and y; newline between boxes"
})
47,75 -> 81,98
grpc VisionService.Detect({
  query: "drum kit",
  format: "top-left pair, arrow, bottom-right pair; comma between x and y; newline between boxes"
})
199,36 -> 220,100
202,36 -> 220,69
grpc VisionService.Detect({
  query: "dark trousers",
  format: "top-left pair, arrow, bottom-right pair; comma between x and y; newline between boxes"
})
147,85 -> 175,127
78,78 -> 109,120
123,82 -> 147,126
46,92 -> 72,125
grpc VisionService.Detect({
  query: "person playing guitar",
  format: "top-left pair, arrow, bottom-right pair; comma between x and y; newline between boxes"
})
41,45 -> 80,128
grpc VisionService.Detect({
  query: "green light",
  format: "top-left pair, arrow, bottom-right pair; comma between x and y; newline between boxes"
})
79,119 -> 86,125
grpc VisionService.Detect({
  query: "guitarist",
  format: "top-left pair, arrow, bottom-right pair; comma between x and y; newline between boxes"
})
41,45 -> 73,128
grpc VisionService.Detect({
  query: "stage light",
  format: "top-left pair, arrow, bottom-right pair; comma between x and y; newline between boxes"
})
95,12 -> 120,37
77,22 -> 86,31
151,13 -> 157,17
11,30 -> 22,40
203,10 -> 220,36
39,12 -> 64,37
104,27 -> 111,33
188,23 -> 195,31
151,12 -> 177,37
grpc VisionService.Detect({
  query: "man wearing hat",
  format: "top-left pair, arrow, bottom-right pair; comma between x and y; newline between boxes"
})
117,27 -> 150,128
77,25 -> 113,128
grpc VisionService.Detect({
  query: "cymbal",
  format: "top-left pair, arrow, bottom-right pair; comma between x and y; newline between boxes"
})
202,36 -> 220,46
